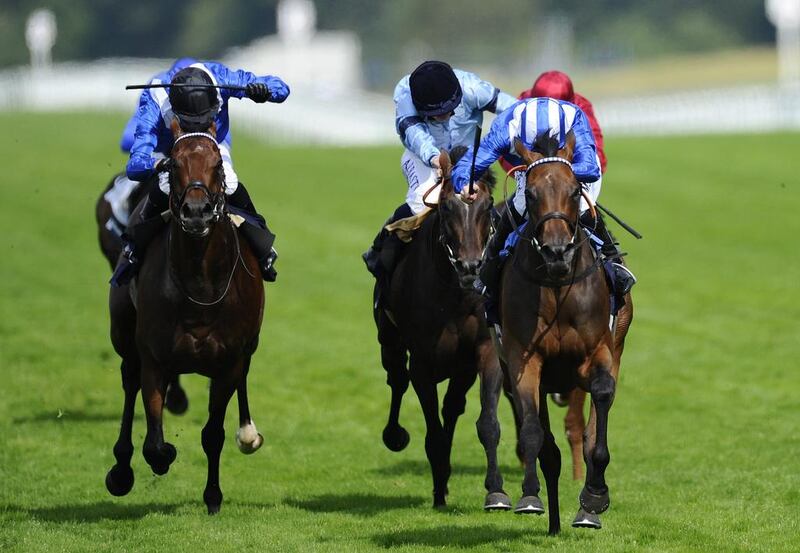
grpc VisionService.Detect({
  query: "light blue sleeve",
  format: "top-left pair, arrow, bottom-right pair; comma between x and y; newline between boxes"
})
394,78 -> 439,165
126,91 -> 164,181
452,110 -> 512,192
569,107 -> 601,183
204,61 -> 290,103
458,70 -> 515,114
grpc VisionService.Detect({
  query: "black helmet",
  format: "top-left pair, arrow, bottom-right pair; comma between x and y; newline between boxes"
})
409,61 -> 462,117
169,67 -> 220,132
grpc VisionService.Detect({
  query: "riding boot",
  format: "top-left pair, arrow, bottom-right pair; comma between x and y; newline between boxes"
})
473,203 -> 518,326
362,203 -> 413,279
110,187 -> 169,287
579,210 -> 637,297
227,183 -> 278,282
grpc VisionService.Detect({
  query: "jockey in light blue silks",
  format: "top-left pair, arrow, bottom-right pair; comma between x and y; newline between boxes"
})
361,60 -> 516,296
110,60 -> 290,287
451,97 -> 636,311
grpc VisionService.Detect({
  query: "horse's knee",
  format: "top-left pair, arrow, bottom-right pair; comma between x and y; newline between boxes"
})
202,424 -> 225,456
476,412 -> 500,448
519,413 -> 544,458
590,372 -> 615,407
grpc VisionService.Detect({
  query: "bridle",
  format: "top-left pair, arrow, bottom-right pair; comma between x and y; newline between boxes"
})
165,132 -> 226,234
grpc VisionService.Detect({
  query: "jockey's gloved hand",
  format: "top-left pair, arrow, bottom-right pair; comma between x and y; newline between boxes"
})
246,83 -> 270,103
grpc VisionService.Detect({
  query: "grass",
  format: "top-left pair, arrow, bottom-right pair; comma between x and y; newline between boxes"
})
0,112 -> 798,552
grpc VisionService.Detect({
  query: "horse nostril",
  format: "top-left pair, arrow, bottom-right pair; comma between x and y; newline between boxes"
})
181,204 -> 193,219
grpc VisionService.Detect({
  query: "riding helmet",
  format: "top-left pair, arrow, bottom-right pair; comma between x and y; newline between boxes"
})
409,60 -> 462,117
169,67 -> 220,132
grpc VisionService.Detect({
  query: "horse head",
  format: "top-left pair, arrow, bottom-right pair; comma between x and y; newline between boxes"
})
164,119 -> 226,238
436,147 -> 496,289
514,131 -> 581,279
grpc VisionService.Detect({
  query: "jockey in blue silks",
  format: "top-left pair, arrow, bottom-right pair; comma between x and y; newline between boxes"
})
111,60 -> 290,287
362,60 -> 516,295
451,97 -> 636,306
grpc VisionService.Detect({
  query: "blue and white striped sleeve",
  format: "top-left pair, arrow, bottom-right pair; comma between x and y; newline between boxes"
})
451,110 -> 512,192
394,78 -> 439,166
126,91 -> 163,181
569,108 -> 601,183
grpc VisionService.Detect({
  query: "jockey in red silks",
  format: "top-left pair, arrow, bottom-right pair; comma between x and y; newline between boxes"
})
500,70 -> 607,175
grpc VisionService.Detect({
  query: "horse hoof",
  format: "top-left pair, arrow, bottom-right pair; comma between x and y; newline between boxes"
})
572,508 -> 602,529
484,492 -> 512,511
236,423 -> 264,455
146,443 -> 177,475
550,393 -> 569,407
579,487 -> 610,514
165,385 -> 189,415
105,464 -> 134,496
382,424 -> 410,452
207,503 -> 221,515
514,495 -> 544,515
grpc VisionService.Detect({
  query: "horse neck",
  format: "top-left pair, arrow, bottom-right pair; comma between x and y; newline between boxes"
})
169,219 -> 236,289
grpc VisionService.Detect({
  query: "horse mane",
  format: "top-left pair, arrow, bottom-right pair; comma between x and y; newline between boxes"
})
531,131 -> 561,158
449,146 -> 496,192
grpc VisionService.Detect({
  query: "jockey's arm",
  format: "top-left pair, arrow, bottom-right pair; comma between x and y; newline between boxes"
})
459,70 -> 516,115
394,79 -> 439,167
204,61 -> 290,103
451,111 -> 511,193
126,91 -> 164,182
570,108 -> 601,183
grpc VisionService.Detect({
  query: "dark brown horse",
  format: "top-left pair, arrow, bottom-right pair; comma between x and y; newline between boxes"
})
375,148 -> 511,510
105,121 -> 265,513
95,174 -> 190,415
497,132 -> 633,533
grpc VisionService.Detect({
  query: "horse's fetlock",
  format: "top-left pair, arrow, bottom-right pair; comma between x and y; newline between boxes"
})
113,442 -> 134,462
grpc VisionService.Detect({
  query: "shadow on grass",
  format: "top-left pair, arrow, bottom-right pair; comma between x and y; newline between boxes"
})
5,501 -> 186,523
12,409 -> 121,424
285,493 -> 426,517
372,459 -> 521,477
372,524 -> 534,548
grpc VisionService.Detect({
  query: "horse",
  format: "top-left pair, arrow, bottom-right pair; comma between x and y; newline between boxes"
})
497,131 -> 633,534
374,147 -> 511,510
105,121 -> 266,513
95,174 -> 191,415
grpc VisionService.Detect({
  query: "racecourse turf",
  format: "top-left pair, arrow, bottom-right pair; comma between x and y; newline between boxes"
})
0,112 -> 798,552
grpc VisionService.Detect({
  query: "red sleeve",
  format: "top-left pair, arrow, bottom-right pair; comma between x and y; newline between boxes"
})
574,93 -> 607,173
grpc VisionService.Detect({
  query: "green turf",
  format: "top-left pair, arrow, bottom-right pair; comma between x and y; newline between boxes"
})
0,112 -> 798,552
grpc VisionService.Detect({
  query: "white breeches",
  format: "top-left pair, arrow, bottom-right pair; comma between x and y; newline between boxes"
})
157,144 -> 239,195
401,149 -> 440,215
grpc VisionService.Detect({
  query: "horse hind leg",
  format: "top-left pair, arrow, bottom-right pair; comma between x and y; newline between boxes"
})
164,375 -> 189,415
105,357 -> 139,496
378,312 -> 410,452
235,357 -> 263,455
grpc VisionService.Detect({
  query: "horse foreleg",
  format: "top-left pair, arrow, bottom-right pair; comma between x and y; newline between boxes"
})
573,361 -> 615,529
476,350 -> 511,511
106,357 -> 140,496
140,361 -> 176,476
202,370 -> 239,515
235,356 -> 263,454
513,354 -> 546,515
378,312 -> 410,452
565,388 -> 587,480
501,359 -> 525,465
538,394 -> 562,535
411,369 -> 449,508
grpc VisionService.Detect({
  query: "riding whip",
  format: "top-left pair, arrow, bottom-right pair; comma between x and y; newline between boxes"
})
595,201 -> 643,239
126,83 -> 247,91
468,123 -> 482,196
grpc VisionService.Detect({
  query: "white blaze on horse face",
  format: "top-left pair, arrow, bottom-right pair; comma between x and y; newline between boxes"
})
235,420 -> 263,454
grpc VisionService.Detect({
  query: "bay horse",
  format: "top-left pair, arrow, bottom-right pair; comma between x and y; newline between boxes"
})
375,148 -> 511,510
95,174 -> 190,415
497,132 -> 633,533
105,121 -> 266,513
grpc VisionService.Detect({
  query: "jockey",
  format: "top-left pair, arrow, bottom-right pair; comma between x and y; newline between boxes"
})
110,61 -> 290,287
362,60 -> 516,286
451,97 -> 636,305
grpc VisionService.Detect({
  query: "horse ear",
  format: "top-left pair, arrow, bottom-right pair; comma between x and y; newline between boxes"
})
438,149 -> 451,175
514,138 -> 534,164
170,117 -> 183,138
207,121 -> 217,138
560,130 -> 575,161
